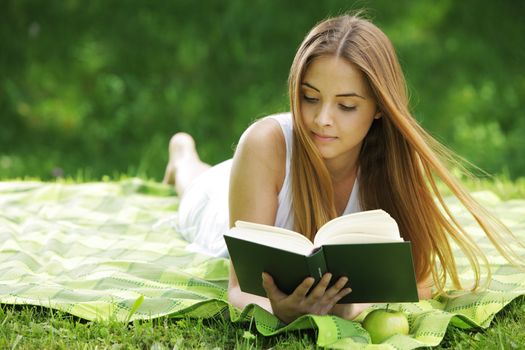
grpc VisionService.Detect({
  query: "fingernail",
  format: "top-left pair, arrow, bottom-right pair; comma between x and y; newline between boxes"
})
261,272 -> 266,281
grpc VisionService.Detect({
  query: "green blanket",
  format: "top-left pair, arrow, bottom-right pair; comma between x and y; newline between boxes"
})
0,179 -> 524,349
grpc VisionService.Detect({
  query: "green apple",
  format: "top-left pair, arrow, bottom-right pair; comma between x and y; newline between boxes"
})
362,308 -> 409,343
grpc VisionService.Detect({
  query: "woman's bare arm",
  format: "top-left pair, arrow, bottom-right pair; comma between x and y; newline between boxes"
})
227,118 -> 286,312
417,274 -> 434,300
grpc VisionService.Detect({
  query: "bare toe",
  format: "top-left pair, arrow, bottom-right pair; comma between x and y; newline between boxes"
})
164,132 -> 212,195
168,132 -> 198,164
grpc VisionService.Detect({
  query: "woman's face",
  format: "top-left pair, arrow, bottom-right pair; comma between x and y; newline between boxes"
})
300,55 -> 379,167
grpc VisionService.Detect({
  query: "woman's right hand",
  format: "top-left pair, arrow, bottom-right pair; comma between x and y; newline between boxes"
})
261,272 -> 352,324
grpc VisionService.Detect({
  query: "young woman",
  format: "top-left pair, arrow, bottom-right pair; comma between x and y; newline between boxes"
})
163,14 -> 524,324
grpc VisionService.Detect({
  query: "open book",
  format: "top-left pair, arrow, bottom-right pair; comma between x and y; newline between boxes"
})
224,209 -> 419,303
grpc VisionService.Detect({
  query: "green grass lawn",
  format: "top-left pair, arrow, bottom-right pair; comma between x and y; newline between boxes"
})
1,296 -> 524,349
0,304 -> 317,349
1,175 -> 524,349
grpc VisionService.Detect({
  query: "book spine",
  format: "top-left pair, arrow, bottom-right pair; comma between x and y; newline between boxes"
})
306,247 -> 328,283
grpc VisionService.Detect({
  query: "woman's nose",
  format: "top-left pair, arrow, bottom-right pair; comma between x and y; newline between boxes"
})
315,106 -> 334,126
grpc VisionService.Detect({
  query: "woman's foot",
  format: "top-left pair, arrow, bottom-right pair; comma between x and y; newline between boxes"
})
163,133 -> 210,196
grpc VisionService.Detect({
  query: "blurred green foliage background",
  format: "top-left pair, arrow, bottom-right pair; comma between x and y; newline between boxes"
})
1,0 -> 524,181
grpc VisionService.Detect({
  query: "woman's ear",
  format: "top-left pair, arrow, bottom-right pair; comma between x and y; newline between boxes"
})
373,107 -> 382,120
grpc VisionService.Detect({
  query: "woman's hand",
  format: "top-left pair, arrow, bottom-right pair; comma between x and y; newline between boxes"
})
331,302 -> 374,320
261,272 -> 352,324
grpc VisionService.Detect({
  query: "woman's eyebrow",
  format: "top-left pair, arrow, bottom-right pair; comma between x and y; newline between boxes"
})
301,82 -> 320,92
301,82 -> 366,100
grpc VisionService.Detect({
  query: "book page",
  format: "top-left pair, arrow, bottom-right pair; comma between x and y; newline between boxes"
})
314,209 -> 402,247
226,221 -> 314,255
319,233 -> 402,245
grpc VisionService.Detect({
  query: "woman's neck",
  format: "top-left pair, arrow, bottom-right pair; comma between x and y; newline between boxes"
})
325,156 -> 358,216
324,153 -> 359,184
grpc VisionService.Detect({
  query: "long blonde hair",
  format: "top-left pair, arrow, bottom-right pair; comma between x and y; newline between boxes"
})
288,13 -> 524,295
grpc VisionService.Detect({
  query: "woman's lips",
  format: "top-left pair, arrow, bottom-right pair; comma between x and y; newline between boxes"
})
312,131 -> 337,141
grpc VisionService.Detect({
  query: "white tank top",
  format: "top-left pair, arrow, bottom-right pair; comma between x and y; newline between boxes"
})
267,113 -> 361,230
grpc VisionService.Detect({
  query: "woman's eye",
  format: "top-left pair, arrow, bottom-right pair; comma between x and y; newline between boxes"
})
339,104 -> 356,111
302,95 -> 318,103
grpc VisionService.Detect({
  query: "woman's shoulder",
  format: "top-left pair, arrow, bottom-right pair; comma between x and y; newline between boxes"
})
238,115 -> 287,157
232,115 -> 287,184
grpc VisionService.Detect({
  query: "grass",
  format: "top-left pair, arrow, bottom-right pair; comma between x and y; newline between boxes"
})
0,297 -> 524,349
428,171 -> 525,201
0,304 -> 318,349
435,296 -> 525,350
0,174 -> 524,349
457,175 -> 525,201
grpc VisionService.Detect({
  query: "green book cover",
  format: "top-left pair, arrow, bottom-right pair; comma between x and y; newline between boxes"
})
224,236 -> 419,303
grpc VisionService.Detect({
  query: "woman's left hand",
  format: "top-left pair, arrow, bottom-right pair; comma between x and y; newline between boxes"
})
261,272 -> 352,324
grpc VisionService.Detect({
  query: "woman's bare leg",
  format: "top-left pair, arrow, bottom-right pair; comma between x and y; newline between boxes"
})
163,132 -> 211,197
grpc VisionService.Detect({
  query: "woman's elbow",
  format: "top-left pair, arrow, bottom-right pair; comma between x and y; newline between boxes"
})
417,285 -> 433,300
227,282 -> 242,308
